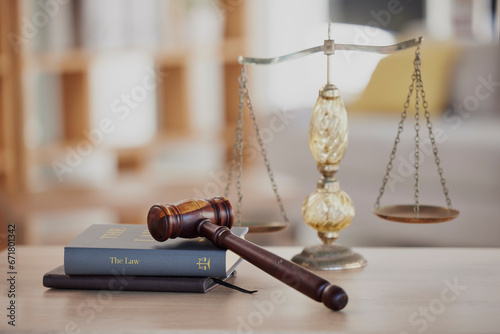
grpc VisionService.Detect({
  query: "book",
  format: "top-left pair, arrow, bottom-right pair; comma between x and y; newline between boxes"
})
64,224 -> 247,277
43,266 -> 233,293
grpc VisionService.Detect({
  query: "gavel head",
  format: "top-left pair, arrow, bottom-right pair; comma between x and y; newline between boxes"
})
147,196 -> 233,241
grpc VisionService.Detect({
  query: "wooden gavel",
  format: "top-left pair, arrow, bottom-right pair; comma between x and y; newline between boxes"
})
147,196 -> 348,311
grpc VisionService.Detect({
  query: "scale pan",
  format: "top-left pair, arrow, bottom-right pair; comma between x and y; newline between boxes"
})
238,221 -> 288,233
374,205 -> 459,223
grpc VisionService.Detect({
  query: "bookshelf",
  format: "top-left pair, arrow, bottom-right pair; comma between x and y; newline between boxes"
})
0,0 -> 27,195
0,0 -> 248,248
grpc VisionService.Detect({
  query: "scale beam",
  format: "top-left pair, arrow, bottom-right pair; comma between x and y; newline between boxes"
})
238,37 -> 422,65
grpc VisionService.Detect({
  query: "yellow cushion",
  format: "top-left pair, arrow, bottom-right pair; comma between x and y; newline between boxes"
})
347,42 -> 460,115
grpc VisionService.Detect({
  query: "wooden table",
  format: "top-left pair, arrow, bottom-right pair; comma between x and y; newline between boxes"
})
1,246 -> 499,333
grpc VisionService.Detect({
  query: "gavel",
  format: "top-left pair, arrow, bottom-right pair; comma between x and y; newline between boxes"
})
147,196 -> 348,311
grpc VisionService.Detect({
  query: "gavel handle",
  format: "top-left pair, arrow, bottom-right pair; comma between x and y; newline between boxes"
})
197,220 -> 348,311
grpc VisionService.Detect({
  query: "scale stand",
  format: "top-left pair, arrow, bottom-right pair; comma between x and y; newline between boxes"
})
233,24 -> 458,270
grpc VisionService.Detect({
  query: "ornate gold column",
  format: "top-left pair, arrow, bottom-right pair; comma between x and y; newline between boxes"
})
291,83 -> 366,270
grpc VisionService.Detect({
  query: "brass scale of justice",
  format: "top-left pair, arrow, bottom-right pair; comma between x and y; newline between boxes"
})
223,24 -> 459,270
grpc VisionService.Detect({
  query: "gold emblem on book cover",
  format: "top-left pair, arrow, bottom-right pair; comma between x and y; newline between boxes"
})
197,257 -> 211,270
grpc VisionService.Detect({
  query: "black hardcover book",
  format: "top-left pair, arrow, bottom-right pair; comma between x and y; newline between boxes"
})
64,224 -> 247,277
43,266 -> 234,293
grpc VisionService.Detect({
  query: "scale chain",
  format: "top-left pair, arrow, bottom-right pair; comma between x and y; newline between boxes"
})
374,68 -> 416,209
225,65 -> 290,225
414,46 -> 422,217
375,45 -> 453,216
416,53 -> 453,210
223,66 -> 246,223
244,75 -> 290,225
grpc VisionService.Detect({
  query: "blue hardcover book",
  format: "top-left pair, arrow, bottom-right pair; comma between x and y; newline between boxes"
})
64,224 -> 247,277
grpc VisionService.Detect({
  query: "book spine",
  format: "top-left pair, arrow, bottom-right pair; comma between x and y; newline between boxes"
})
64,248 -> 226,277
43,272 -> 210,293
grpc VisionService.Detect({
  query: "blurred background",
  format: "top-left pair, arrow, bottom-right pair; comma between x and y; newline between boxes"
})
0,0 -> 499,249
